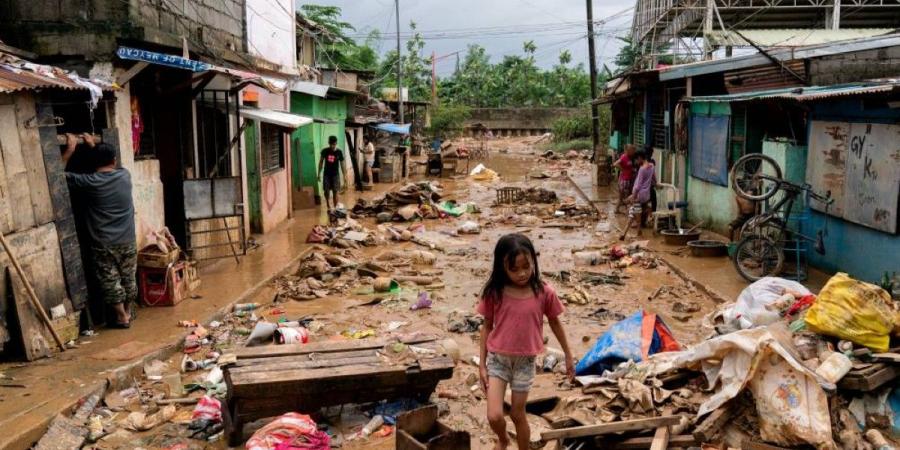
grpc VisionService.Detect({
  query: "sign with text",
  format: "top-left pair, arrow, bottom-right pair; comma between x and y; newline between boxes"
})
808,120 -> 900,233
116,47 -> 211,72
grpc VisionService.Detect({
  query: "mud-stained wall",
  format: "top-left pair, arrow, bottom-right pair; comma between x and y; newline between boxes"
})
686,174 -> 737,234
260,169 -> 289,233
111,87 -> 165,250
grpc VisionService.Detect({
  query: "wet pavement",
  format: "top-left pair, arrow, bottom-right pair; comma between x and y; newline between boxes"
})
5,137 -> 836,449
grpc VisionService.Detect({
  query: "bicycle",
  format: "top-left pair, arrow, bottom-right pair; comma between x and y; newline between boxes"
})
730,153 -> 834,282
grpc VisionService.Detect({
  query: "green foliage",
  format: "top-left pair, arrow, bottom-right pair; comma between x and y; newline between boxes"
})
544,138 -> 594,153
550,105 -> 611,147
299,4 -> 603,107
551,112 -> 593,142
427,103 -> 471,138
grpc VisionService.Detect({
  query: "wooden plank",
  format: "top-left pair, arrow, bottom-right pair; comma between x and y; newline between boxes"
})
0,104 -> 36,231
608,434 -> 697,449
8,268 -> 52,361
541,416 -> 683,441
35,102 -> 72,221
230,362 -> 409,387
233,334 -> 439,359
742,439 -> 791,450
230,349 -> 378,367
227,354 -> 381,374
52,216 -> 88,310
649,426 -> 670,450
14,93 -> 53,225
0,105 -> 11,234
839,365 -> 900,392
116,61 -> 150,86
693,402 -> 740,443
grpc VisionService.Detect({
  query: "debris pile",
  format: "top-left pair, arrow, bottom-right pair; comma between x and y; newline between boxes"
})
352,181 -> 444,219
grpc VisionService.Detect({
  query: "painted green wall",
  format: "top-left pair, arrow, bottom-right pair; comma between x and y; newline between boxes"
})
686,158 -> 738,234
244,121 -> 261,232
289,93 -> 347,196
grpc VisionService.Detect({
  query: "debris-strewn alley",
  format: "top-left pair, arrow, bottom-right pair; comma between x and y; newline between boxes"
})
17,136 -> 896,450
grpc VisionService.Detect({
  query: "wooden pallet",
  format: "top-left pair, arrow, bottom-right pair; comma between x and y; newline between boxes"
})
838,362 -> 900,392
223,335 -> 455,445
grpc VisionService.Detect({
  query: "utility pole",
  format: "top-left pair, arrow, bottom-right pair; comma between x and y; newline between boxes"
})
586,0 -> 600,154
432,50 -> 437,105
395,0 -> 404,124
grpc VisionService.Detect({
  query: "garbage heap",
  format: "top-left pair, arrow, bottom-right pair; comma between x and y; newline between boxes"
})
546,273 -> 900,450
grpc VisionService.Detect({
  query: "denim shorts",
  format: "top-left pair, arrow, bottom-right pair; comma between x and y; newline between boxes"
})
486,352 -> 536,392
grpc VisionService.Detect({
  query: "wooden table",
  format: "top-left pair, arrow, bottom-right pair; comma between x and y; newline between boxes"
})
223,335 -> 455,445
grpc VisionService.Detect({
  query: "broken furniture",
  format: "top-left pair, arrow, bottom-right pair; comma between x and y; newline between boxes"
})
223,334 -> 455,446
380,155 -> 402,183
496,187 -> 524,205
397,404 -> 470,450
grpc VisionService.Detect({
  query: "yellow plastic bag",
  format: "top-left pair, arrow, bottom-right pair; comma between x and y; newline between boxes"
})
805,272 -> 900,352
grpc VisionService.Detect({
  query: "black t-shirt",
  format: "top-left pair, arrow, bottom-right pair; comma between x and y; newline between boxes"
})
320,147 -> 343,177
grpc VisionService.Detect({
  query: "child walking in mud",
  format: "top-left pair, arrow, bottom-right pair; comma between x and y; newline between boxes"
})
478,233 -> 574,449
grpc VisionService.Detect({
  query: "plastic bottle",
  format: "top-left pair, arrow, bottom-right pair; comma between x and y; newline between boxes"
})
360,415 -> 384,437
815,351 -> 852,383
233,303 -> 259,312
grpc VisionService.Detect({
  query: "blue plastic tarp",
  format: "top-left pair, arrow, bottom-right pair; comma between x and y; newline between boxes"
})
374,123 -> 411,135
574,310 -> 681,376
689,114 -> 730,186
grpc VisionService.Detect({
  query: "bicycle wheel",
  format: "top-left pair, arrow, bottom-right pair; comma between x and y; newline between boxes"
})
733,235 -> 784,282
731,153 -> 782,201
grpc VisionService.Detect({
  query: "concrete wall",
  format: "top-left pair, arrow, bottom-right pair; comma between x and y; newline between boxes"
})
250,87 -> 292,232
809,45 -> 900,85
464,107 -> 581,132
109,76 -> 165,250
246,0 -> 295,72
686,175 -> 738,234
0,0 -> 246,62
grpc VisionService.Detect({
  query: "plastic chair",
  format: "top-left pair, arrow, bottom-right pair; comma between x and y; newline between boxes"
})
652,183 -> 682,232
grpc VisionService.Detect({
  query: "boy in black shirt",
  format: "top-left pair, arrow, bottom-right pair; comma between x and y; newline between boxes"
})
318,135 -> 344,211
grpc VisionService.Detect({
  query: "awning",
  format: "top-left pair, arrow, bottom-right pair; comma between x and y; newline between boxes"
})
373,123 -> 411,134
686,79 -> 900,103
240,106 -> 313,129
291,80 -> 330,98
116,46 -> 283,93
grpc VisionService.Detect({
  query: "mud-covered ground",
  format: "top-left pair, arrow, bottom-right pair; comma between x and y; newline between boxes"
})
93,137 -> 723,449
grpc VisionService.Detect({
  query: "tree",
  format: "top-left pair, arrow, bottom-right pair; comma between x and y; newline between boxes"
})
298,5 -> 380,72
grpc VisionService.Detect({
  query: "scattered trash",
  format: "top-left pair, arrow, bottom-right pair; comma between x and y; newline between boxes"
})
234,302 -> 259,313
411,291 -> 433,310
723,277 -> 811,329
123,405 -> 176,431
342,329 -> 376,339
458,220 -> 481,234
374,277 -> 400,293
275,326 -> 309,344
816,351 -> 852,383
447,311 -> 483,333
805,272 -> 899,352
245,413 -> 330,450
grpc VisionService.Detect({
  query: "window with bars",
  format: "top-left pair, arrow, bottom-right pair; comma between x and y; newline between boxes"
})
260,123 -> 285,173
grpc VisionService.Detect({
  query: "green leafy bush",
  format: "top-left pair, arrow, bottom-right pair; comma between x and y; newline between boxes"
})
551,112 -> 592,143
427,103 -> 471,138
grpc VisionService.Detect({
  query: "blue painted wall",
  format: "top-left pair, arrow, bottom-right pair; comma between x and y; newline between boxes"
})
806,98 -> 900,283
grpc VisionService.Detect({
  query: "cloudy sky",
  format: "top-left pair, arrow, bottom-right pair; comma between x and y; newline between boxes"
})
295,0 -> 633,75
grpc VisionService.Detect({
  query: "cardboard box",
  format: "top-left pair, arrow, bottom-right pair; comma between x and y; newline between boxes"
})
138,247 -> 179,269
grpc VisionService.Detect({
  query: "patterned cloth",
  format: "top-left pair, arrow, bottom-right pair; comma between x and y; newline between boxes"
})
93,243 -> 137,305
486,352 -> 536,392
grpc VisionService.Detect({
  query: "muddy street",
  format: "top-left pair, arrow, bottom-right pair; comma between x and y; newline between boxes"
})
89,137 -> 728,449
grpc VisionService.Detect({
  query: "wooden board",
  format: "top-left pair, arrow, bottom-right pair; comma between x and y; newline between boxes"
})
838,364 -> 900,392
0,104 -> 36,231
0,224 -> 71,314
232,334 -> 440,359
608,434 -> 697,449
541,416 -> 683,441
8,268 -> 51,361
649,426 -> 670,450
13,93 -> 53,225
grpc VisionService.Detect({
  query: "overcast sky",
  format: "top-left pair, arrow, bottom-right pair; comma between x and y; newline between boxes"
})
294,0 -> 633,76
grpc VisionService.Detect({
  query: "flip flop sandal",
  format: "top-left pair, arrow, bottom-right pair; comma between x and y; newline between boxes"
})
111,321 -> 131,329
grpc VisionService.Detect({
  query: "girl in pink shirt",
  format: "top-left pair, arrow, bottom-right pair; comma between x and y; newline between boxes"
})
477,233 -> 574,450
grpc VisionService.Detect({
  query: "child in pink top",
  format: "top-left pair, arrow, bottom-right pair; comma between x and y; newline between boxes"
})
477,233 -> 574,450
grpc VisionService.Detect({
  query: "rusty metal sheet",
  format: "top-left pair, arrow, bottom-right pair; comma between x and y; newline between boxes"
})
843,123 -> 900,233
808,121 -> 848,217
808,120 -> 900,233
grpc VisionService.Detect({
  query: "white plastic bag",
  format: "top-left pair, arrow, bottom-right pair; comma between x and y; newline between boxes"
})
724,277 -> 811,329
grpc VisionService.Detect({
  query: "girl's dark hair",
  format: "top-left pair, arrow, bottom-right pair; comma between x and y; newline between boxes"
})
482,233 -> 543,302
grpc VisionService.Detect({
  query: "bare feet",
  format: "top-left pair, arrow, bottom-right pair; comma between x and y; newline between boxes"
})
493,438 -> 509,450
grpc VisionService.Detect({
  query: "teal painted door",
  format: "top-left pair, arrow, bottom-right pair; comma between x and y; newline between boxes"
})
245,121 -> 262,233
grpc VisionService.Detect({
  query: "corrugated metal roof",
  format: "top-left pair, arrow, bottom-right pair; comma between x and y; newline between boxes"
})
659,33 -> 900,82
706,28 -> 896,48
686,79 -> 900,103
239,106 -> 313,129
0,53 -> 110,94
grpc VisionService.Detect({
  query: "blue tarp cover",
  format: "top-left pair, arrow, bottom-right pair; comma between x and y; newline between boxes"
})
689,114 -> 730,186
374,123 -> 411,134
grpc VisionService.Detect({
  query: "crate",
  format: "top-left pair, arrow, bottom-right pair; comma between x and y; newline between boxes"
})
379,156 -> 402,183
397,405 -> 470,450
137,246 -> 180,269
139,262 -> 187,307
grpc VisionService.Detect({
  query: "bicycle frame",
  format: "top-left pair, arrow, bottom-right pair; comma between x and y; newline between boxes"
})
745,175 -> 831,248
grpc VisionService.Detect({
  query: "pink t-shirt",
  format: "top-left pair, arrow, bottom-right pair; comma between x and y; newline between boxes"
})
477,284 -> 564,356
